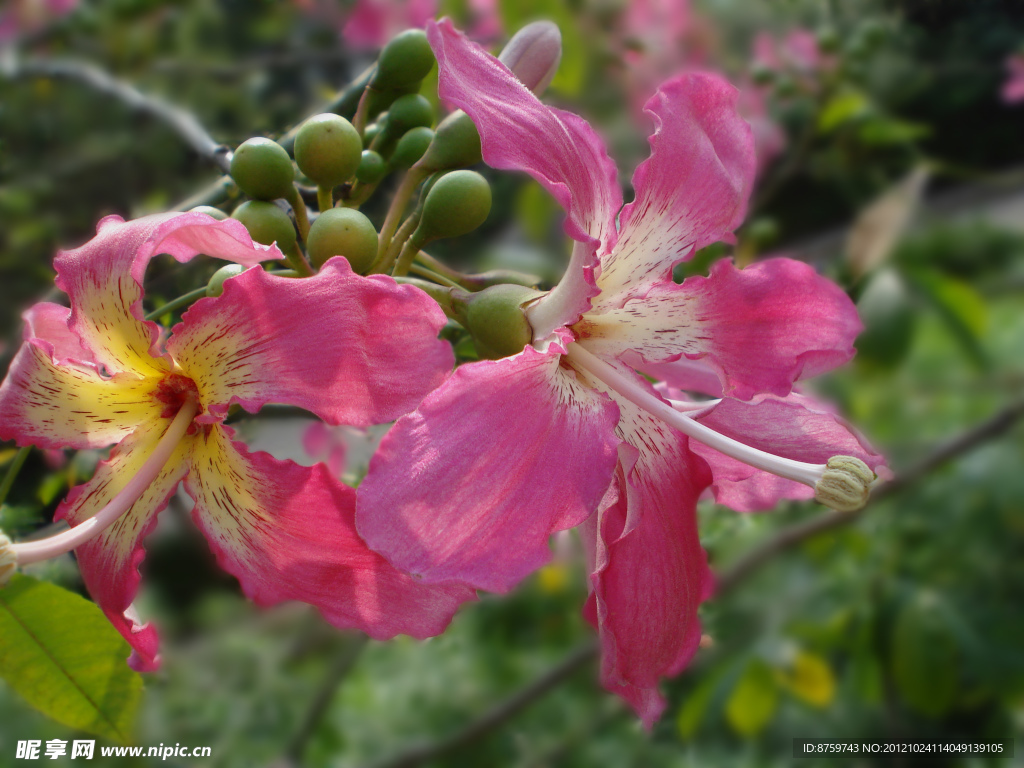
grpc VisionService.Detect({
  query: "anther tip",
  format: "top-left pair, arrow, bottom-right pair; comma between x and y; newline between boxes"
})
814,456 -> 874,512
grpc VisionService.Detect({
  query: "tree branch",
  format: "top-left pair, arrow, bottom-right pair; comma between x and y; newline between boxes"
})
715,397 -> 1024,595
5,57 -> 232,174
365,640 -> 599,768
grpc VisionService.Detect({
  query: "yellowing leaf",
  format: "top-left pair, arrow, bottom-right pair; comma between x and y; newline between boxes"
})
846,166 -> 929,278
536,563 -> 568,593
725,660 -> 778,738
778,651 -> 836,708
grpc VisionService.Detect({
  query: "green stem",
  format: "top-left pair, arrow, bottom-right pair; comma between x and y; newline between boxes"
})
317,185 -> 334,213
352,83 -> 374,136
393,277 -> 463,320
144,286 -> 210,322
286,186 -> 311,242
285,242 -> 315,277
374,210 -> 422,275
0,447 -> 31,508
376,167 -> 428,265
408,263 -> 462,290
392,236 -> 424,277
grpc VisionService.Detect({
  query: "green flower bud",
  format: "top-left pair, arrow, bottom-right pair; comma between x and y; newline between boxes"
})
458,284 -> 543,360
294,114 -> 363,188
390,126 -> 434,169
356,150 -> 387,184
372,29 -> 435,91
206,263 -> 246,297
418,111 -> 482,172
387,93 -> 435,132
230,138 -> 295,201
414,170 -> 491,244
307,207 -> 379,273
190,205 -> 228,221
363,122 -> 382,145
232,200 -> 297,252
366,84 -> 420,121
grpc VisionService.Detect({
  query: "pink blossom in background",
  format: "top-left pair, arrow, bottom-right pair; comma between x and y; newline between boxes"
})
0,0 -> 78,41
753,28 -> 836,86
1002,54 -> 1024,104
0,211 -> 471,670
343,0 -> 438,48
736,80 -> 786,172
357,20 -> 882,727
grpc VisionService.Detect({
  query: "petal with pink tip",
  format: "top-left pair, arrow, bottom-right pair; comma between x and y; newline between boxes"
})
356,345 -> 620,593
0,307 -> 163,450
575,364 -> 714,728
56,419 -> 193,671
595,74 -> 756,303
167,257 -> 452,427
429,19 -> 621,333
690,391 -> 888,512
54,212 -> 283,378
185,426 -> 473,639
579,258 -> 861,400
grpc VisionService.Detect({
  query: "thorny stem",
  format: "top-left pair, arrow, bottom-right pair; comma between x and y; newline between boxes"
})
12,400 -> 198,566
0,447 -> 31,508
564,343 -> 826,488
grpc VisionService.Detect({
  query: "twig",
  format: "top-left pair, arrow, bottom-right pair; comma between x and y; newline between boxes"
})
6,57 -> 232,174
715,397 -> 1024,595
365,640 -> 599,768
0,448 -> 31,507
282,633 -> 370,766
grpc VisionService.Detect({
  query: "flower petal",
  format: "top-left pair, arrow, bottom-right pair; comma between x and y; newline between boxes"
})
167,257 -> 453,427
595,73 -> 756,303
575,363 -> 714,728
0,305 -> 163,450
690,391 -> 888,512
185,426 -> 473,639
56,419 -> 192,671
579,258 -> 861,399
356,345 -> 620,593
53,212 -> 283,378
429,18 -> 622,334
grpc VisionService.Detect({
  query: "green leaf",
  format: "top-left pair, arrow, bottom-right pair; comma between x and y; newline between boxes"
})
891,591 -> 959,718
907,268 -> 991,370
817,89 -> 871,133
0,574 -> 143,742
725,659 -> 778,737
676,668 -> 722,739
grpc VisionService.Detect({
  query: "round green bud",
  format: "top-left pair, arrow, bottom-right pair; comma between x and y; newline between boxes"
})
206,263 -> 245,297
419,111 -> 482,171
363,122 -> 382,145
232,200 -> 297,252
372,30 -> 435,90
230,138 -> 295,201
462,284 -> 543,360
390,126 -> 434,169
356,150 -> 387,184
415,170 -> 492,244
306,207 -> 379,273
190,205 -> 228,221
387,94 -> 434,132
294,114 -> 363,188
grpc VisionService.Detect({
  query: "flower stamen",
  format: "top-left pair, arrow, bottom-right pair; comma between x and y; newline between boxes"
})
8,398 -> 199,568
565,343 -> 874,505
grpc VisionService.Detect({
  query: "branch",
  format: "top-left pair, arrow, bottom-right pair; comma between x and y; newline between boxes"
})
281,633 -> 370,766
715,397 -> 1024,595
366,640 -> 599,768
5,57 -> 232,174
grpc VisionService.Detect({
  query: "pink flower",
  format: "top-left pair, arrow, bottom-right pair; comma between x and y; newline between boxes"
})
356,20 -> 884,726
0,211 -> 471,670
339,0 -> 499,49
0,0 -> 78,41
1002,54 -> 1024,104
